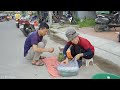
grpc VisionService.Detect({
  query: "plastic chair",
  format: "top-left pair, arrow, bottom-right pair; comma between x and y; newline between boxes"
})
84,58 -> 94,66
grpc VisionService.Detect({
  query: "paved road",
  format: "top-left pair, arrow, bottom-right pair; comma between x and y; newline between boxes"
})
0,20 -> 105,79
0,20 -> 50,79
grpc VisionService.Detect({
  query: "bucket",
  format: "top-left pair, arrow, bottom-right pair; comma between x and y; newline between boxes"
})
92,73 -> 120,79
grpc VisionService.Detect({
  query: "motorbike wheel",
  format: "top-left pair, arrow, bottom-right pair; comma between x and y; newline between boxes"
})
104,26 -> 110,31
23,30 -> 28,37
16,23 -> 19,28
117,18 -> 120,24
94,24 -> 103,32
21,28 -> 28,37
71,18 -> 77,25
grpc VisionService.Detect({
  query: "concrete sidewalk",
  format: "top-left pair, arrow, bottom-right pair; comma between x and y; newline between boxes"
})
50,26 -> 120,67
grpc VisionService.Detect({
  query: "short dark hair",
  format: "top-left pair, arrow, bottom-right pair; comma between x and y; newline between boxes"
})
39,22 -> 49,30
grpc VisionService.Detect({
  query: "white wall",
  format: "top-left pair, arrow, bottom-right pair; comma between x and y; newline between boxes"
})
77,11 -> 96,19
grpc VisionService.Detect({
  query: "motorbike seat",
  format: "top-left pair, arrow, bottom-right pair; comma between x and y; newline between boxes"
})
97,15 -> 105,18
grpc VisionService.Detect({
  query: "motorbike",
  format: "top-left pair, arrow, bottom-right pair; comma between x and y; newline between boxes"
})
94,11 -> 120,32
19,18 -> 37,37
0,16 -> 3,22
6,15 -> 10,21
52,14 -> 60,23
59,14 -> 77,25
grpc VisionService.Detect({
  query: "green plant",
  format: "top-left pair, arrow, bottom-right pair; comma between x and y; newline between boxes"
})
78,18 -> 95,28
58,53 -> 64,62
74,16 -> 80,24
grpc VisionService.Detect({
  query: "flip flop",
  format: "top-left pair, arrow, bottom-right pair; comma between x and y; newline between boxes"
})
32,60 -> 38,65
35,60 -> 44,66
39,56 -> 46,59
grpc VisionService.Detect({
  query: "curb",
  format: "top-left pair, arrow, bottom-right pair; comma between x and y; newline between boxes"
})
50,28 -> 120,68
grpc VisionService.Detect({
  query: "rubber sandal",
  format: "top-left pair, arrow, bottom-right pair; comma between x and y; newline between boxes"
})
35,60 -> 44,66
32,60 -> 38,65
39,56 -> 46,59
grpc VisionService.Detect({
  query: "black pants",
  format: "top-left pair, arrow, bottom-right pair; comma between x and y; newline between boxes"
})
70,45 -> 94,68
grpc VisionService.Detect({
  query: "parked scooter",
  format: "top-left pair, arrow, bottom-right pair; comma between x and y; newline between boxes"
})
94,11 -> 120,32
20,20 -> 36,37
59,14 -> 77,25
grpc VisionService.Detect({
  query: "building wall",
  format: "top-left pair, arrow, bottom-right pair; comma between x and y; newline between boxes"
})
77,11 -> 96,19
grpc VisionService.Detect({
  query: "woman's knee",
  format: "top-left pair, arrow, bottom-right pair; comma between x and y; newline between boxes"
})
75,45 -> 82,54
70,46 -> 74,51
70,45 -> 82,57
70,45 -> 76,57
